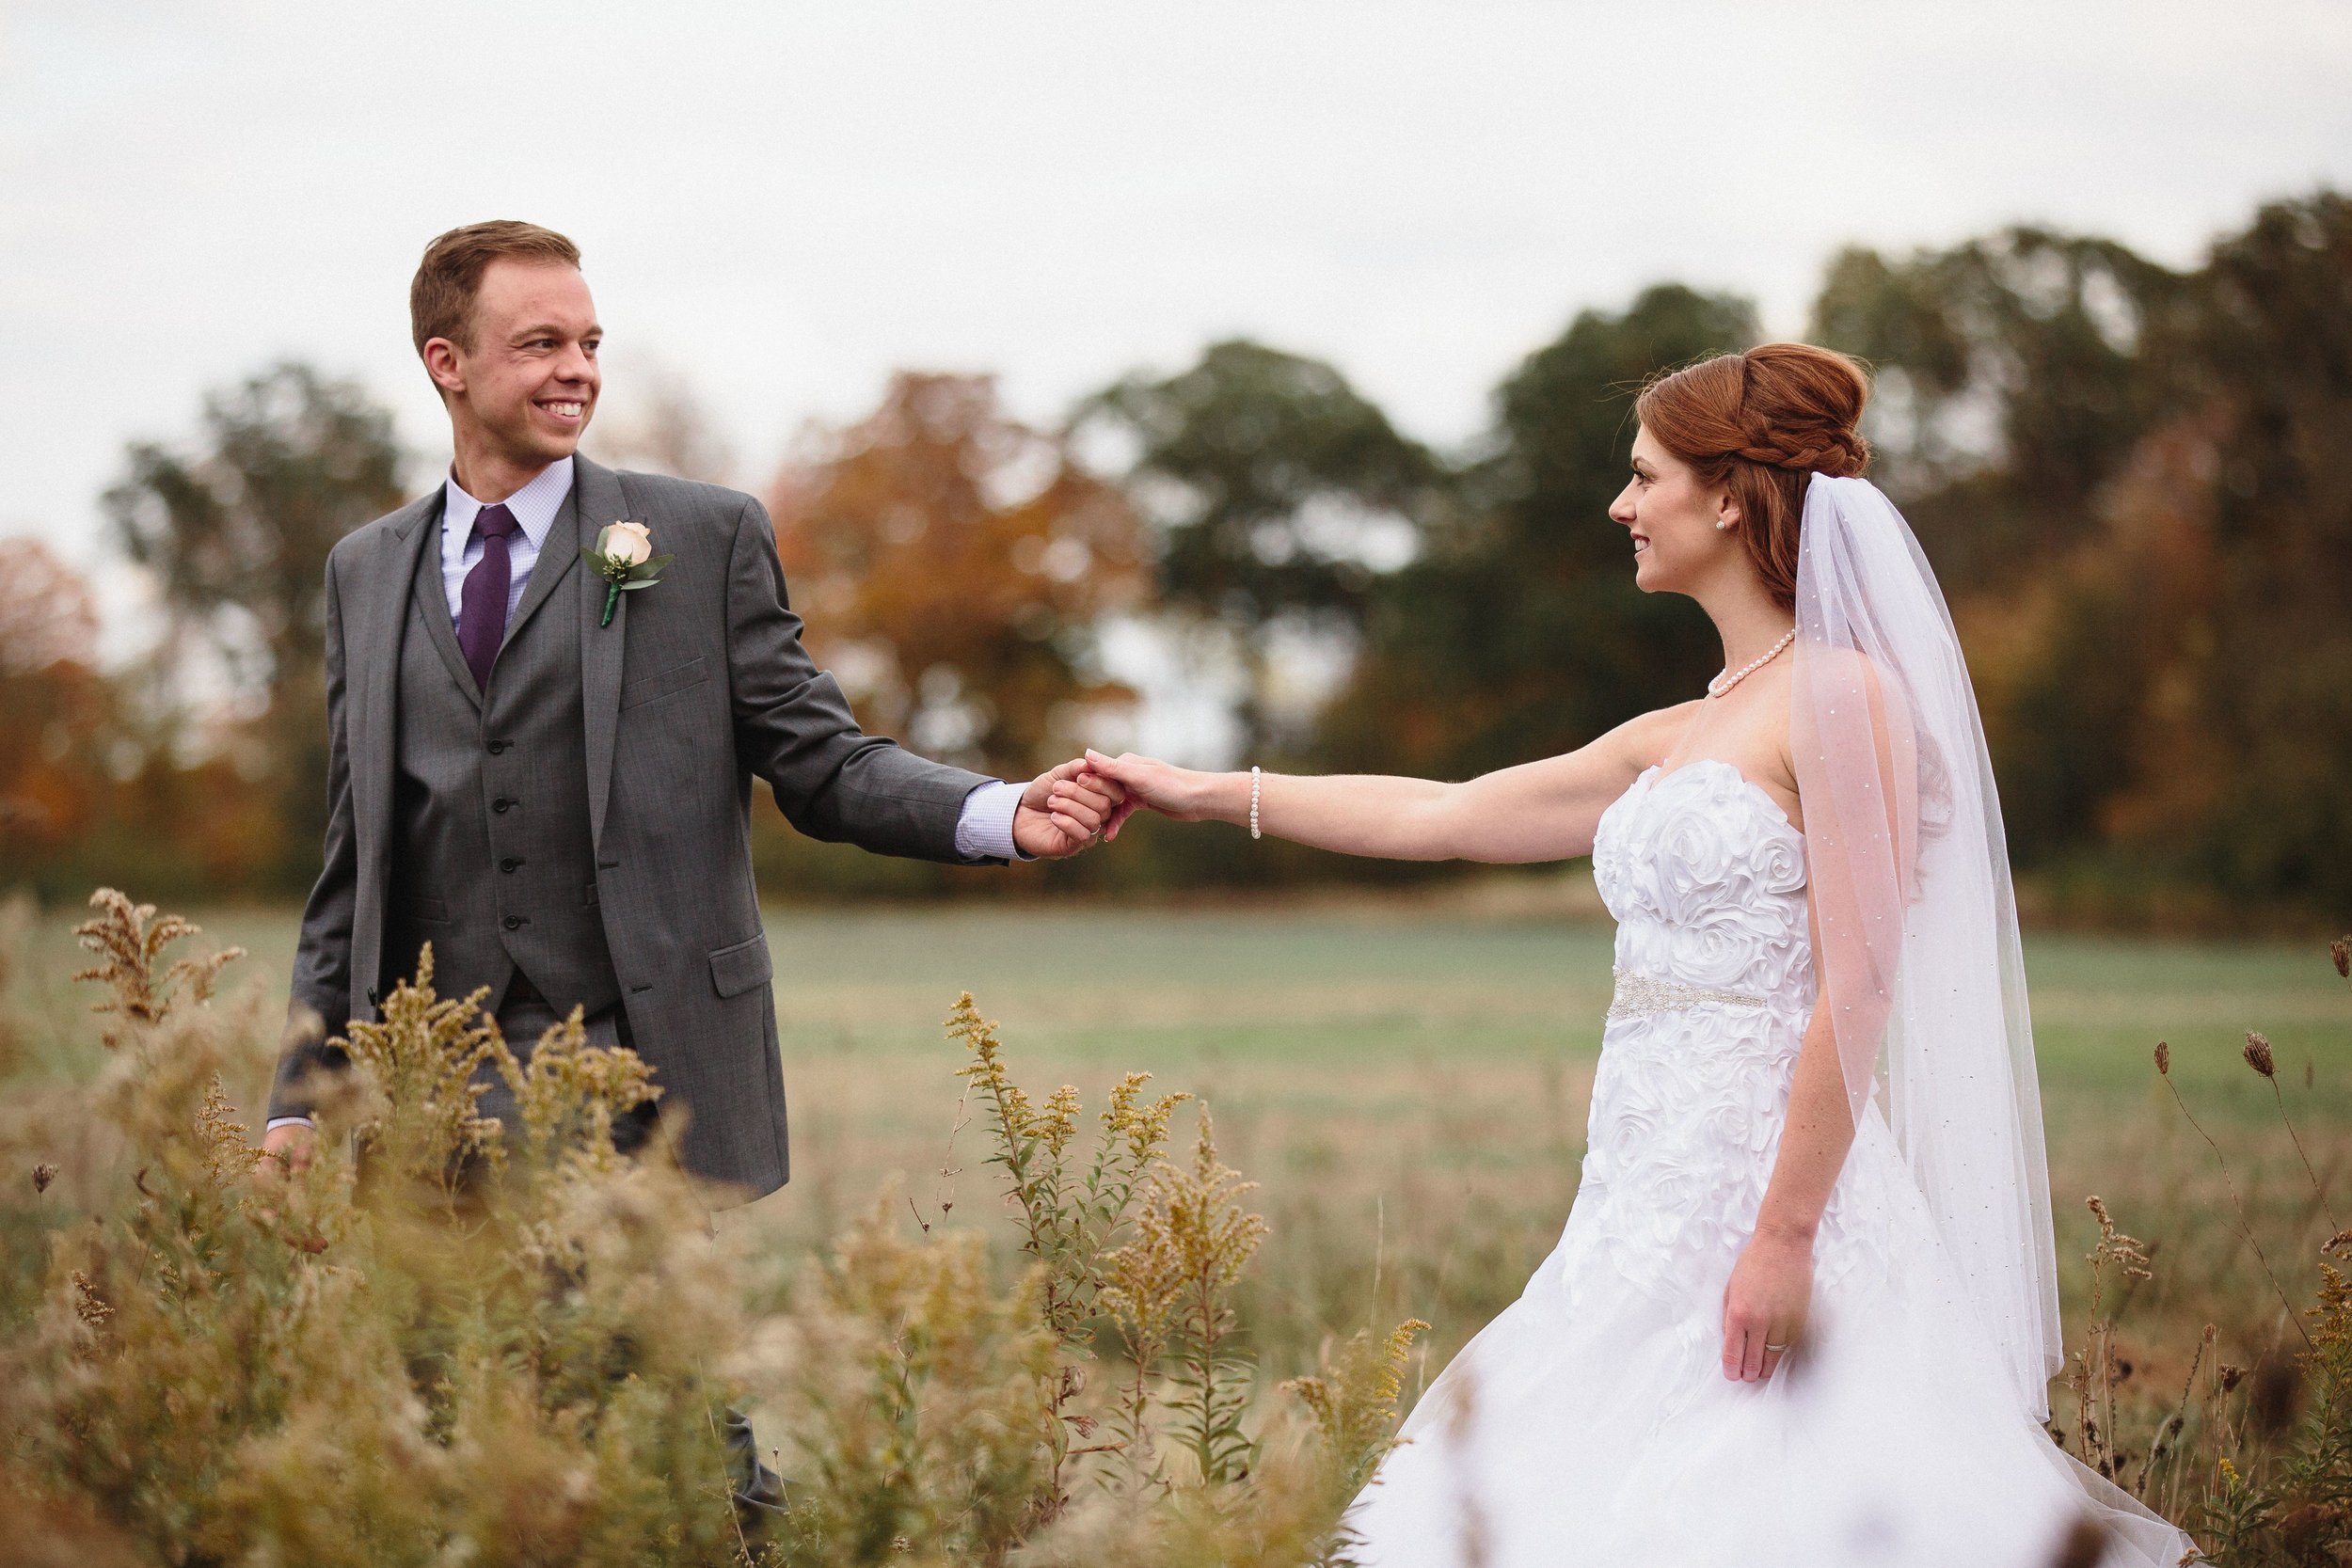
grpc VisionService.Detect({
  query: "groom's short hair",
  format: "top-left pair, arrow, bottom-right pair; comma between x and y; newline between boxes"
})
410,221 -> 582,357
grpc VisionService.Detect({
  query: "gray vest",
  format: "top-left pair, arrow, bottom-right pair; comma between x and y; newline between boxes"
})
381,538 -> 620,1018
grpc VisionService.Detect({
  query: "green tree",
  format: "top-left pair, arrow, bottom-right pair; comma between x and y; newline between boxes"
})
1082,341 -> 1447,758
1814,197 -> 2352,912
103,363 -> 406,890
2148,192 -> 2352,906
1317,284 -> 1757,782
1812,228 -> 2184,593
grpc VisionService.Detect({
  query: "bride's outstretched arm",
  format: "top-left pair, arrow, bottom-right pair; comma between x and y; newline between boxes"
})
1073,705 -> 1696,864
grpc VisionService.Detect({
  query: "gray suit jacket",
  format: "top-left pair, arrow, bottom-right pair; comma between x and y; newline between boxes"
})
274,456 -> 993,1198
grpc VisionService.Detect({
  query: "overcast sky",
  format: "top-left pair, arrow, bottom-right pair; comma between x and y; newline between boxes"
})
8,0 -> 2351,591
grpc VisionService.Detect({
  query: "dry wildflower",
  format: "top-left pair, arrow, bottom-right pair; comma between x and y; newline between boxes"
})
2153,1039 -> 2169,1076
2069,1197 -> 2156,1484
2086,1196 -> 2153,1296
2155,1040 -> 2310,1348
196,1074 -> 264,1188
71,888 -> 244,1044
334,945 -> 506,1192
2243,1031 -> 2276,1079
946,992 -> 1189,1515
1282,1316 -> 1431,1498
70,1270 -> 112,1329
32,1162 -> 57,1195
2242,1027 -> 2342,1232
2220,1365 -> 2245,1393
2332,935 -> 2350,978
1136,1112 -> 1269,1488
497,1004 -> 660,1176
2327,1231 -> 2352,1259
781,1198 -> 1057,1560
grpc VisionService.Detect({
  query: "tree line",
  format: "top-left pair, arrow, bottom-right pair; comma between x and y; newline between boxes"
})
5,190 -> 2345,923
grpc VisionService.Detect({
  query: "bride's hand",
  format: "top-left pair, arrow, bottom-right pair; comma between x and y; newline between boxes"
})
1080,750 -> 1223,840
1722,1226 -> 1813,1383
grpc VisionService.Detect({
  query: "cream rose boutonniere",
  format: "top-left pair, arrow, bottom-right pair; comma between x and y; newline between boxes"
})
581,521 -> 673,626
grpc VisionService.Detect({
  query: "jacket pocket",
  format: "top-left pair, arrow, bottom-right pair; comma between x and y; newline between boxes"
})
707,933 -> 773,999
621,655 -> 708,711
396,892 -> 451,924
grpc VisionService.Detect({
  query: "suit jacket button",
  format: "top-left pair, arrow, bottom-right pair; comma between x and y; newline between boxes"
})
500,858 -> 523,873
487,739 -> 511,754
492,797 -> 515,814
503,914 -> 526,930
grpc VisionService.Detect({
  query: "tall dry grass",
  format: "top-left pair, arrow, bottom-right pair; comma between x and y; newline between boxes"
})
0,891 -> 2346,1563
0,895 -> 1420,1565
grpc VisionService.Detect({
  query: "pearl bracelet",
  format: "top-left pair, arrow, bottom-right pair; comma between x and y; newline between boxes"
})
1249,766 -> 1262,839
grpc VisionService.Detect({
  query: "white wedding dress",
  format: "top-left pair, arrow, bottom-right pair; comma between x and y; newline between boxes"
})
1343,759 -> 2194,1568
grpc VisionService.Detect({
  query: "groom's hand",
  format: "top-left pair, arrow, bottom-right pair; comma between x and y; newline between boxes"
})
1014,758 -> 1125,859
259,1120 -> 316,1180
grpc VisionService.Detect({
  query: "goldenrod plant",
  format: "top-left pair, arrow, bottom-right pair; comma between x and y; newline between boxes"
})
0,901 -> 1428,1566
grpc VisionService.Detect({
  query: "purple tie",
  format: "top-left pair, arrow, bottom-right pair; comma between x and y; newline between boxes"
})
456,503 -> 520,692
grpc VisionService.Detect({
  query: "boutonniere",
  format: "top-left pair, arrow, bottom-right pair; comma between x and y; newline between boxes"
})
581,522 -> 674,627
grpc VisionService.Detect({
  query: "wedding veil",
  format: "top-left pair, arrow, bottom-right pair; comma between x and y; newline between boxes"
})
1789,474 -> 2061,1421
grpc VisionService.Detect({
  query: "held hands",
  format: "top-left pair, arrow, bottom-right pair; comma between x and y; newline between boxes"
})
1077,750 -> 1219,841
1013,758 -> 1130,859
1017,750 -> 1230,857
1721,1224 -> 1814,1383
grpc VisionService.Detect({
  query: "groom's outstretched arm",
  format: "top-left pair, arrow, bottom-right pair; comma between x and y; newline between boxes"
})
724,495 -> 1005,862
268,554 -> 358,1130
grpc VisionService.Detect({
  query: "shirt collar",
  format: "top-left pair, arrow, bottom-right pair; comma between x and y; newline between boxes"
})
440,455 -> 576,562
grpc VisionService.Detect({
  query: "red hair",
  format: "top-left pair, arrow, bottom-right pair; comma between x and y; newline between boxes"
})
1634,343 -> 1871,608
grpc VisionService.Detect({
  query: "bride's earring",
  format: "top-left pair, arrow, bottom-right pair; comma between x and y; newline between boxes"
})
1714,518 -> 1732,531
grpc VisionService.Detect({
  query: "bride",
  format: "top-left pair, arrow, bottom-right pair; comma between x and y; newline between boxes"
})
1073,344 -> 2197,1567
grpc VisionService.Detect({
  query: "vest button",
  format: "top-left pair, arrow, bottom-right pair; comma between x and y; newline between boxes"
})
502,914 -> 526,931
500,858 -> 523,873
487,739 -> 511,754
492,797 -> 515,814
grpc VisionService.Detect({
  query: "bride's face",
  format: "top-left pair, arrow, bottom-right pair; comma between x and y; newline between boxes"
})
1609,425 -> 1740,595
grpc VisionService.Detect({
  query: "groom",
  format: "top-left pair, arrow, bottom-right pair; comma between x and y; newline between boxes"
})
262,219 -> 1121,1198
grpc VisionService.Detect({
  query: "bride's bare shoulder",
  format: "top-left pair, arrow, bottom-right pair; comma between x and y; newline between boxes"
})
1605,701 -> 1704,768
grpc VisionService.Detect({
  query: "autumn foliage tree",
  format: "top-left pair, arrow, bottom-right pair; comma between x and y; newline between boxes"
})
768,372 -> 1149,779
0,540 -> 111,874
1816,193 -> 2352,915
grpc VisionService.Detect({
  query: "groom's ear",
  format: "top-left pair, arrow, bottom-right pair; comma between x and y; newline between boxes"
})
421,337 -> 467,402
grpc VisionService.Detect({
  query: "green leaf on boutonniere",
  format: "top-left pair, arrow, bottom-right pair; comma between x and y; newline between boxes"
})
581,522 -> 672,627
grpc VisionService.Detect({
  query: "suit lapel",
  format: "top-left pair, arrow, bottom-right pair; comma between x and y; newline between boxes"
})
353,494 -> 445,836
501,481 -> 582,655
410,521 -> 482,707
574,457 -> 630,848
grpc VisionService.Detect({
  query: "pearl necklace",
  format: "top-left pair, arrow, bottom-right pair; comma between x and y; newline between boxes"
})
1707,626 -> 1796,698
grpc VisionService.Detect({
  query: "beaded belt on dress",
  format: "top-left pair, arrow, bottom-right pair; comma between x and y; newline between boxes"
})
1605,968 -> 1770,1022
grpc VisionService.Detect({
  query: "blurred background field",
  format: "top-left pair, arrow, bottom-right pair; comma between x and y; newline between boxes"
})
10,892 -> 2344,1412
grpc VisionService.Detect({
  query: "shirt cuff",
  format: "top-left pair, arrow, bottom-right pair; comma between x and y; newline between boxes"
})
953,779 -> 1033,863
265,1116 -> 316,1132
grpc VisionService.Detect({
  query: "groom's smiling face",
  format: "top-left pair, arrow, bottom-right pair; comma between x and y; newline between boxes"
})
428,259 -> 603,472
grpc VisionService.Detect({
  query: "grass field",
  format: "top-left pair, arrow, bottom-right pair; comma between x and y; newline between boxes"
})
9,885 -> 2348,1408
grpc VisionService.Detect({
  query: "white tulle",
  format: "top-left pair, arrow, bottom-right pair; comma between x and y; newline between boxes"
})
1790,474 -> 2059,1419
1341,761 -> 2194,1568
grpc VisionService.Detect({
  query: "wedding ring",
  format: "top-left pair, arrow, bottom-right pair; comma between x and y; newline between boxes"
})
1763,1341 -> 1790,1353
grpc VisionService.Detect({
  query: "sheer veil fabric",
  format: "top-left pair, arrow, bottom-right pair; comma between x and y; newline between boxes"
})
1790,474 -> 2060,1418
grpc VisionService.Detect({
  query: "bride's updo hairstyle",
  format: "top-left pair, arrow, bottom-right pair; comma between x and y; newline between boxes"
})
1634,343 -> 1871,608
